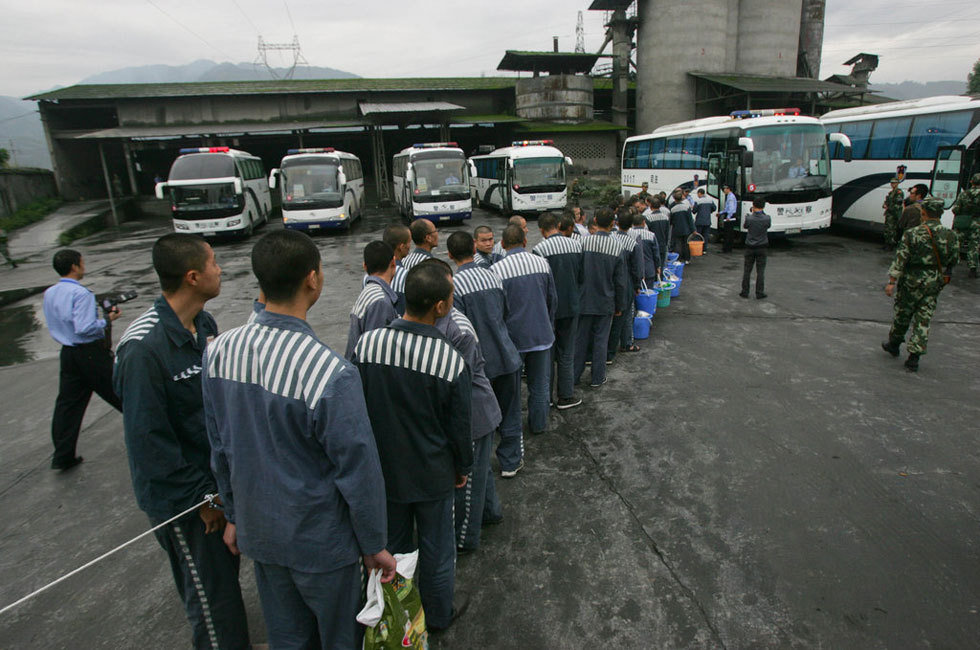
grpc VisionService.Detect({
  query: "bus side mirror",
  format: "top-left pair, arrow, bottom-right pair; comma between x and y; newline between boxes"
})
234,178 -> 243,194
738,136 -> 754,168
154,182 -> 166,200
406,167 -> 415,184
268,169 -> 279,189
829,133 -> 853,162
468,161 -> 477,178
565,156 -> 573,167
338,169 -> 347,188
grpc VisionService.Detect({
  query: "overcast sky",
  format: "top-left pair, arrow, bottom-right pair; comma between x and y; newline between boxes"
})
2,0 -> 978,98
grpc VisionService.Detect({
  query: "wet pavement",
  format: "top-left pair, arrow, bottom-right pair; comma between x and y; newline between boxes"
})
1,205 -> 979,648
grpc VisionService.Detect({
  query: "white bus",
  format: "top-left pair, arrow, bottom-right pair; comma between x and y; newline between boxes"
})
156,147 -> 271,237
622,109 -> 852,234
469,140 -> 573,215
392,142 -> 472,223
821,95 -> 980,229
269,148 -> 365,232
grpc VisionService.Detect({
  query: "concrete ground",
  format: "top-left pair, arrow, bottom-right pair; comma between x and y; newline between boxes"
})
0,205 -> 978,648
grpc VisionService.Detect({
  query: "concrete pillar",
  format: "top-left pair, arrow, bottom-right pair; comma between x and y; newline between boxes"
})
735,0 -> 802,76
797,0 -> 826,78
122,141 -> 138,196
610,8 -> 632,128
98,142 -> 119,227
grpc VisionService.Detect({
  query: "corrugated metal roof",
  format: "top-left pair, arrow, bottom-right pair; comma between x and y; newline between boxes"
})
587,0 -> 633,9
359,102 -> 464,115
26,78 -> 521,101
60,119 -> 367,140
689,72 -> 868,94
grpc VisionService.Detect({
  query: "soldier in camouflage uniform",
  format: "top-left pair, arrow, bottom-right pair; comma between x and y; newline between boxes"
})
0,227 -> 17,268
881,178 -> 904,249
950,172 -> 980,278
881,196 -> 959,372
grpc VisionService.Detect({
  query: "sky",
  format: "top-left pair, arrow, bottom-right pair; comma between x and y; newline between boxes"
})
1,0 -> 978,98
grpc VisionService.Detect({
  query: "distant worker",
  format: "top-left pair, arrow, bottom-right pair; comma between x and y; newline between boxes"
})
950,172 -> 980,278
636,182 -> 651,202
693,189 -> 716,254
669,189 -> 695,263
719,185 -> 738,253
881,197 -> 959,372
0,227 -> 17,268
42,249 -> 122,470
739,198 -> 771,300
882,177 -> 904,250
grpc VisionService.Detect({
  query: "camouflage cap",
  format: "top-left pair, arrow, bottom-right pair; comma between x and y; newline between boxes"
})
971,172 -> 980,185
889,177 -> 900,183
920,196 -> 944,217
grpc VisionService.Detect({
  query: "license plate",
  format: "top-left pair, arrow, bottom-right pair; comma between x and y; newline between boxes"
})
440,216 -> 450,221
786,228 -> 801,234
308,224 -> 320,230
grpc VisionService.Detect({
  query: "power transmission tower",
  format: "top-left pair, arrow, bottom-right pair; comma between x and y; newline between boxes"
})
254,35 -> 309,80
575,11 -> 585,53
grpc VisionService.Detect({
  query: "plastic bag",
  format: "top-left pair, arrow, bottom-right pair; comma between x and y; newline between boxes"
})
357,551 -> 428,650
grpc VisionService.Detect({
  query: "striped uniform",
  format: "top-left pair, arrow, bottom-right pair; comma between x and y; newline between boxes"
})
401,248 -> 433,271
345,276 -> 398,360
629,226 -> 662,284
576,232 -> 627,386
491,248 -> 557,353
388,265 -> 408,315
532,233 -> 584,320
452,263 -> 521,379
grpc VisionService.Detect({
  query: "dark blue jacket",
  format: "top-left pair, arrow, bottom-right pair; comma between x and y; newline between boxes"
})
437,309 -> 502,440
492,248 -> 558,353
579,232 -> 628,315
532,233 -> 584,321
629,226 -> 662,285
202,310 -> 387,572
453,262 -> 522,378
353,320 -> 474,503
113,296 -> 219,521
346,275 -> 398,359
670,202 -> 695,237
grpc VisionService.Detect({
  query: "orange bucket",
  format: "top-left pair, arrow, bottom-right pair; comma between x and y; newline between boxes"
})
688,232 -> 704,256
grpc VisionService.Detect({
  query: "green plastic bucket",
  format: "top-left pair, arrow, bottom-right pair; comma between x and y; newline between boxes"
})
656,282 -> 674,307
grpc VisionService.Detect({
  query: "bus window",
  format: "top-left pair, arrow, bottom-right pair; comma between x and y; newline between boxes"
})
623,141 -> 638,169
868,117 -> 912,159
909,110 -> 973,159
634,140 -> 651,169
649,139 -> 665,169
682,135 -> 704,169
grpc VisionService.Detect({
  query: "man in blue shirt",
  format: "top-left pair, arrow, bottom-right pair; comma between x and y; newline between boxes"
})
204,230 -> 395,648
114,234 -> 250,650
720,185 -> 739,253
42,249 -> 122,470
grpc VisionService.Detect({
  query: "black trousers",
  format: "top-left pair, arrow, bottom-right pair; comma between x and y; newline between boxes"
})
51,342 -> 122,466
742,246 -> 768,296
722,220 -> 736,252
153,512 -> 250,650
695,224 -> 711,250
672,234 -> 691,262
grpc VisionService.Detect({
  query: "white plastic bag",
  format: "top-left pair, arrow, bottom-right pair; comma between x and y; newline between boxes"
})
357,551 -> 418,627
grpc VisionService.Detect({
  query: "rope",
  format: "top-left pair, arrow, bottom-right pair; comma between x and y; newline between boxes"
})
0,496 -> 214,616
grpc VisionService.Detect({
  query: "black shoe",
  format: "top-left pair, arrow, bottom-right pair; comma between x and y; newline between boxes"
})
51,456 -> 83,471
429,590 -> 471,632
482,514 -> 503,527
739,292 -> 749,298
556,396 -> 582,410
756,293 -> 767,299
904,353 -> 920,372
881,340 -> 900,357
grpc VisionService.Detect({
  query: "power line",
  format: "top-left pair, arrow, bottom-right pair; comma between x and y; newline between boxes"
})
282,0 -> 297,35
0,111 -> 37,125
145,0 -> 234,60
229,0 -> 260,34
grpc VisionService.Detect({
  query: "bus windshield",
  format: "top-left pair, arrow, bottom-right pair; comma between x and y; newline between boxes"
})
513,157 -> 565,193
744,125 -> 830,192
281,158 -> 343,210
169,154 -> 236,180
412,157 -> 468,203
170,183 -> 242,220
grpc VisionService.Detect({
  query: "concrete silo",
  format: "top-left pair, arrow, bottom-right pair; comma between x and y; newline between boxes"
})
635,0 -> 729,133
735,0 -> 802,77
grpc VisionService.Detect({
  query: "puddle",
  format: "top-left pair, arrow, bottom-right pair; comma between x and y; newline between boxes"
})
0,304 -> 41,367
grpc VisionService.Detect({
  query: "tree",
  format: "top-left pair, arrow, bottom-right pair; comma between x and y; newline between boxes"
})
0,148 -> 9,168
969,57 -> 980,95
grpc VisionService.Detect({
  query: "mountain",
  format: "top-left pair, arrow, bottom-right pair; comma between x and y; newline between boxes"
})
870,80 -> 967,101
78,59 -> 360,85
0,96 -> 51,169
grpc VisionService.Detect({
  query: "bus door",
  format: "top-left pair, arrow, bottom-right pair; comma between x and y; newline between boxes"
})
930,145 -> 971,209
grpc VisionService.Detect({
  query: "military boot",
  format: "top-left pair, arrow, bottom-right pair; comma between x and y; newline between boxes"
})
904,353 -> 920,372
881,340 -> 901,357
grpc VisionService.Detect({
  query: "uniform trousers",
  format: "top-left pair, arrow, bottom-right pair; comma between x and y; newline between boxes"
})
672,234 -> 691,262
253,559 -> 362,650
550,316 -> 578,400
51,341 -> 122,467
521,349 -> 550,434
455,432 -> 501,551
722,219 -> 736,252
574,314 -> 613,386
741,246 -> 768,297
490,370 -> 523,471
387,497 -> 456,629
607,298 -> 635,360
152,512 -> 250,650
888,284 -> 941,355
695,224 -> 711,250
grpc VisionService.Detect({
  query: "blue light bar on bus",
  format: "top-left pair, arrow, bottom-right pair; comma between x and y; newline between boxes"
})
178,146 -> 230,154
286,147 -> 336,154
729,108 -> 801,119
511,140 -> 555,147
412,142 -> 458,148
